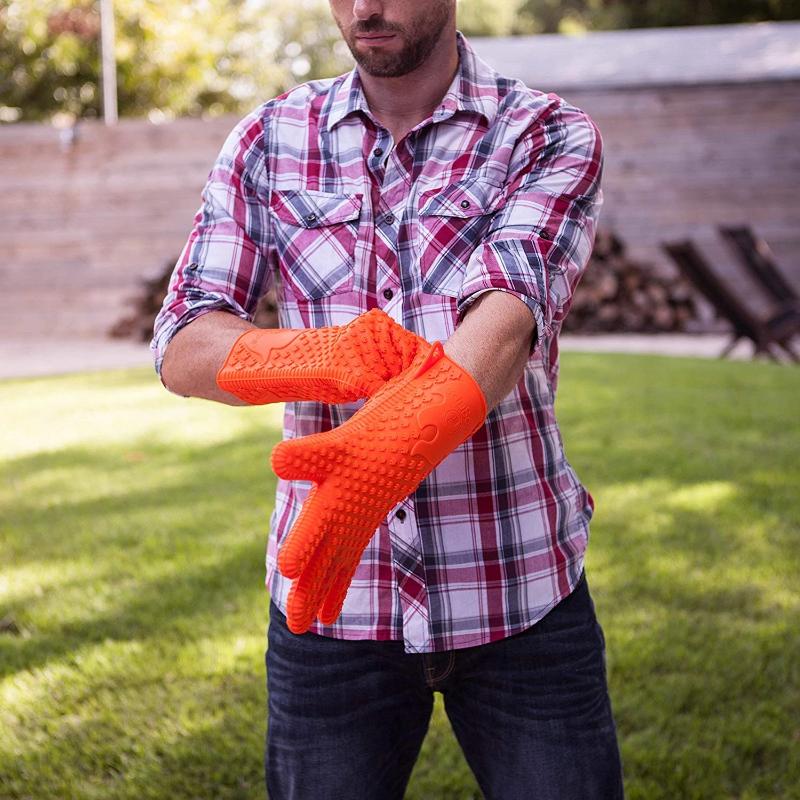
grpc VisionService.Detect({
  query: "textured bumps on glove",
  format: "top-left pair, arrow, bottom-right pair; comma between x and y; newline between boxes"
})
216,307 -> 428,405
270,339 -> 488,634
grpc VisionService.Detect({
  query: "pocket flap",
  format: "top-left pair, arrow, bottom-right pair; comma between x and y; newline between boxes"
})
419,178 -> 505,219
271,189 -> 362,228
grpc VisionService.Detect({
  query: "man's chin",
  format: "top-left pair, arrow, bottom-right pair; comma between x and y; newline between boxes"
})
347,35 -> 413,77
357,61 -> 406,78
351,54 -> 403,78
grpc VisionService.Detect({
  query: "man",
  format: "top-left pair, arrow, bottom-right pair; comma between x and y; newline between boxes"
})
151,0 -> 624,797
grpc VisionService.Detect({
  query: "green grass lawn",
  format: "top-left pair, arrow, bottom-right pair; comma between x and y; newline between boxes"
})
1,353 -> 798,799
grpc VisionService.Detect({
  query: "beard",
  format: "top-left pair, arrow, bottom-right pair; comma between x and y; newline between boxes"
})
338,3 -> 452,78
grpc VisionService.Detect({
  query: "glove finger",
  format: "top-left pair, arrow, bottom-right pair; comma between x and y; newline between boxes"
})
317,562 -> 356,626
277,483 -> 336,580
317,514 -> 385,625
270,431 -> 345,484
284,537 -> 338,634
358,308 -> 407,380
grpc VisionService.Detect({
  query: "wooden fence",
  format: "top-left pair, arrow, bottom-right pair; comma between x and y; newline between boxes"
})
2,79 -> 798,336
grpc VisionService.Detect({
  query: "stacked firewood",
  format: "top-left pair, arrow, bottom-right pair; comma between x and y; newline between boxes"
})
109,264 -> 172,341
111,230 -> 702,341
562,229 -> 701,333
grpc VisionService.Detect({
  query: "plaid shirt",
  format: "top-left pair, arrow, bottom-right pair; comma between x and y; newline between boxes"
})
152,30 -> 604,654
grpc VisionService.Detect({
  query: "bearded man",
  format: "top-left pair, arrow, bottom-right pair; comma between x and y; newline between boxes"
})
152,1 -> 624,797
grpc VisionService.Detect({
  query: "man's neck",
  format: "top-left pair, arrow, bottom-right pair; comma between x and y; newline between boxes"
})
358,32 -> 460,142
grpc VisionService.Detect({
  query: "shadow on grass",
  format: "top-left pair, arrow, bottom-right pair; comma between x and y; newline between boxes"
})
1,538 -> 267,680
1,429 -> 284,681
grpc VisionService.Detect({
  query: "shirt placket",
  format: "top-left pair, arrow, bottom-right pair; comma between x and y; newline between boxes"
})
387,496 -> 430,652
369,134 -> 408,320
364,132 -> 430,651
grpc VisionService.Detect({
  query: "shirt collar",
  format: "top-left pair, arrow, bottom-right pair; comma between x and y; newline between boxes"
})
325,30 -> 499,133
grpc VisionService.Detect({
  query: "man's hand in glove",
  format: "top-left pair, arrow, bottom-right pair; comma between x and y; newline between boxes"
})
269,338 -> 488,634
216,307 -> 427,405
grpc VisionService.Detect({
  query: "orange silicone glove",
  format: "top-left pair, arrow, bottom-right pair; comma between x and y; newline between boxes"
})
270,338 -> 488,634
216,308 -> 427,405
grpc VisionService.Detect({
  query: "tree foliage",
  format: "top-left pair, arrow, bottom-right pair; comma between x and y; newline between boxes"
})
0,0 -> 348,122
1,0 -> 797,123
512,0 -> 799,34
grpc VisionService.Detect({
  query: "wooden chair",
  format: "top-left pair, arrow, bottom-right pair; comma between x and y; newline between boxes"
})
661,240 -> 800,362
718,225 -> 800,310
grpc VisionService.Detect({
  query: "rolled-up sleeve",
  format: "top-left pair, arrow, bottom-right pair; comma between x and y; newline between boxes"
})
455,101 -> 604,358
150,106 -> 273,379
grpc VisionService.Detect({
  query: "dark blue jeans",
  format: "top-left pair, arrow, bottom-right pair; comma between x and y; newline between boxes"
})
265,572 -> 624,799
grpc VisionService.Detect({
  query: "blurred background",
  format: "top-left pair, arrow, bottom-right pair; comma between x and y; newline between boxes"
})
1,2 -> 799,799
1,0 -> 799,369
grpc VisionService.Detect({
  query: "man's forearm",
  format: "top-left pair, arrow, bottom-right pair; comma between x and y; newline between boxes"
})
443,290 -> 537,413
160,311 -> 255,405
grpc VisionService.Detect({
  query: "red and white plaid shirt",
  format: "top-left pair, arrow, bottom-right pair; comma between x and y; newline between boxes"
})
152,30 -> 604,653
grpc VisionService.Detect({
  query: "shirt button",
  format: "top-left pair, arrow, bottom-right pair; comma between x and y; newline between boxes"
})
384,213 -> 395,225
395,508 -> 406,521
460,200 -> 470,209
540,229 -> 552,240
305,213 -> 317,223
383,287 -> 394,300
373,147 -> 383,157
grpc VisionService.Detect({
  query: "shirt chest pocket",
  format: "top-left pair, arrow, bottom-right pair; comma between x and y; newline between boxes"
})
270,188 -> 362,300
417,177 -> 506,297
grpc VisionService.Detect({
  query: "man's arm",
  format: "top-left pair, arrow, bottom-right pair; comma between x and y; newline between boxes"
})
162,290 -> 531,411
443,289 -> 536,413
161,245 -> 536,413
150,106 -> 273,401
444,102 -> 603,413
452,100 -> 604,390
160,311 -> 254,405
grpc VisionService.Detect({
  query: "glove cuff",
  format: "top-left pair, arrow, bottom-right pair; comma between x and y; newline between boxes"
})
216,310 -> 435,406
434,345 -> 488,438
216,326 -> 351,405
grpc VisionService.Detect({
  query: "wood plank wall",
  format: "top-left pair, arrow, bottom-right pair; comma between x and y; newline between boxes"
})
1,80 -> 798,337
567,80 -> 800,320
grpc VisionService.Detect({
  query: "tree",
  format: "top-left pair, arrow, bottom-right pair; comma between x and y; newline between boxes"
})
512,0 -> 799,34
0,0 -> 348,122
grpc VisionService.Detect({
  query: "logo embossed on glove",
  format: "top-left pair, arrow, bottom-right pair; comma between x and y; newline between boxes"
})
410,392 -> 473,465
445,397 -> 471,429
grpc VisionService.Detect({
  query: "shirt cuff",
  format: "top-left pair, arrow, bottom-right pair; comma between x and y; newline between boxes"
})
455,238 -> 554,359
150,299 -> 251,382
